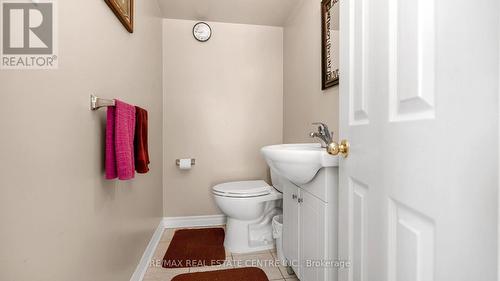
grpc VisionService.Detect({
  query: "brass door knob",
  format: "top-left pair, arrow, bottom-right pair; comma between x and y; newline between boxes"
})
327,140 -> 350,158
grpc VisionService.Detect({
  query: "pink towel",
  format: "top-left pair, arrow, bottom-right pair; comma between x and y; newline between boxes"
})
105,100 -> 136,180
105,107 -> 117,179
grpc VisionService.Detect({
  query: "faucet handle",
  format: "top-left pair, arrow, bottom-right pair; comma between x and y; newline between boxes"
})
312,122 -> 328,129
312,122 -> 332,138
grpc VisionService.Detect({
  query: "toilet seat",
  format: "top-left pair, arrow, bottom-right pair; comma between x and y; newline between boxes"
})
212,180 -> 272,198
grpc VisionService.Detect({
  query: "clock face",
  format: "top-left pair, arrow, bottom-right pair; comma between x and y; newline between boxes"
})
193,22 -> 211,42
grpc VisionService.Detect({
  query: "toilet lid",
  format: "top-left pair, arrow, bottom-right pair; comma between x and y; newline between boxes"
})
212,180 -> 272,198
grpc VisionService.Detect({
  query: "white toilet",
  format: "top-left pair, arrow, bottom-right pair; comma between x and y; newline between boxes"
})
212,172 -> 283,253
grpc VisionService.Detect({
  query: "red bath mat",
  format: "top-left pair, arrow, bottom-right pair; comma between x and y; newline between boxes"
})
162,228 -> 226,268
171,267 -> 269,281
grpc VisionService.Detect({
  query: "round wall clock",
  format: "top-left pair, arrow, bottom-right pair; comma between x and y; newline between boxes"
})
193,22 -> 212,42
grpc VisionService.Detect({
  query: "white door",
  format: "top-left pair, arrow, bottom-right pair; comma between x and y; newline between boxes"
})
338,0 -> 499,280
300,190 -> 328,281
283,181 -> 300,274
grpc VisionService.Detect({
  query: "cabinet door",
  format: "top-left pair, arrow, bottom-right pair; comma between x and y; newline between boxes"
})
300,190 -> 328,281
282,182 -> 300,273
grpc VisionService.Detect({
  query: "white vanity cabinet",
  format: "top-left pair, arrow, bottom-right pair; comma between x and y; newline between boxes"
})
300,189 -> 328,281
283,183 -> 300,272
281,167 -> 338,281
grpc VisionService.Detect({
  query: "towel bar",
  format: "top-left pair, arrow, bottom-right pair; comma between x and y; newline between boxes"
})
91,94 -> 115,110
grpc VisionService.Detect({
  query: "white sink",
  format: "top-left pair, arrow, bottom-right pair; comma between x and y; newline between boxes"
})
261,143 -> 339,185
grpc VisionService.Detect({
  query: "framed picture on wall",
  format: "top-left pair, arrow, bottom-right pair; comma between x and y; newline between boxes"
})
321,0 -> 339,90
105,0 -> 134,33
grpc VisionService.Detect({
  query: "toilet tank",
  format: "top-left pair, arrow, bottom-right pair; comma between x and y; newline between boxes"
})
270,168 -> 283,193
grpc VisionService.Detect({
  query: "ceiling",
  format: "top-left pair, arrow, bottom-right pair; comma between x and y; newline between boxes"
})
157,0 -> 301,27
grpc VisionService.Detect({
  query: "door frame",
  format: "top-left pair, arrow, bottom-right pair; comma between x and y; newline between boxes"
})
498,5 -> 500,276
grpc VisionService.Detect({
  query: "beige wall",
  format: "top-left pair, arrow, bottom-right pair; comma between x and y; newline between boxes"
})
283,0 -> 339,143
163,19 -> 283,216
0,2 -> 163,281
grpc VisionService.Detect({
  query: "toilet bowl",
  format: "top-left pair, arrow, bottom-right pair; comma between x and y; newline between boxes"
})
213,178 -> 283,254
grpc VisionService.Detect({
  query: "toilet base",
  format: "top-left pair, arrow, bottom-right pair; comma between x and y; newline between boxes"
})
224,217 -> 276,254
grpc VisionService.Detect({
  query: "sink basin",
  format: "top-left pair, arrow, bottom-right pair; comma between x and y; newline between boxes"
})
261,143 -> 339,185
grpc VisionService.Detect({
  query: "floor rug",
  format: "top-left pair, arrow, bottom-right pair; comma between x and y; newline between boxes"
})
171,267 -> 269,281
162,228 -> 226,268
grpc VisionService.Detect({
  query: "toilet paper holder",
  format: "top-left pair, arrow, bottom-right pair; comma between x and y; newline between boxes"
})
175,159 -> 196,166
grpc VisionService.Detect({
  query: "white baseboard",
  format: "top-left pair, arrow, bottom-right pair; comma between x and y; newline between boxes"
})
129,219 -> 165,281
130,215 -> 226,281
163,214 -> 227,229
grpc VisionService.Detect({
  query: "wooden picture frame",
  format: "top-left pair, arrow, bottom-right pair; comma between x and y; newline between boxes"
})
321,0 -> 339,90
105,0 -> 134,33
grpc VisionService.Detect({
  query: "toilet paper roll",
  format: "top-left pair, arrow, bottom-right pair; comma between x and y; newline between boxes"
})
179,158 -> 192,170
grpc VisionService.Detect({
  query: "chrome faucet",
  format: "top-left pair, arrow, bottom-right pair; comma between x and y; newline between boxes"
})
309,122 -> 333,147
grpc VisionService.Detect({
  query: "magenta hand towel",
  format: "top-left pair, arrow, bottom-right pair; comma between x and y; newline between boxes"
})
105,100 -> 136,180
105,107 -> 117,179
115,100 -> 136,180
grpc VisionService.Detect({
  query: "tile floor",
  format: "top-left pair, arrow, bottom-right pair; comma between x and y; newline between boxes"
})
143,226 -> 299,281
